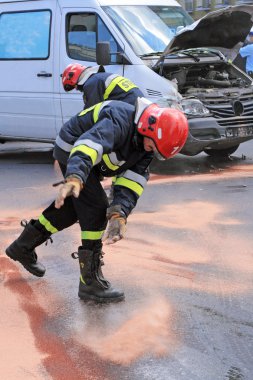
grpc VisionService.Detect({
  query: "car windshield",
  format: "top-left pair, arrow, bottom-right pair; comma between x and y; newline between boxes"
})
103,5 -> 193,56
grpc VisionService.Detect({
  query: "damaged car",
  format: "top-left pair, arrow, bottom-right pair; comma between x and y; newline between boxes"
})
153,5 -> 253,156
99,4 -> 253,157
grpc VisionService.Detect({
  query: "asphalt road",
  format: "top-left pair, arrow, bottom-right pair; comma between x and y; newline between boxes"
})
0,141 -> 253,380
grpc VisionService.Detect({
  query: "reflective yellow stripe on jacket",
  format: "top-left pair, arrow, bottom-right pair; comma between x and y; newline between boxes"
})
78,104 -> 97,117
78,102 -> 104,123
114,170 -> 147,196
93,101 -> 112,122
70,144 -> 98,165
104,76 -> 138,100
73,102 -> 108,163
115,177 -> 144,196
102,154 -> 120,171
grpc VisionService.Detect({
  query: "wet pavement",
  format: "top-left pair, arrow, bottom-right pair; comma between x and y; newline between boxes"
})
0,141 -> 253,380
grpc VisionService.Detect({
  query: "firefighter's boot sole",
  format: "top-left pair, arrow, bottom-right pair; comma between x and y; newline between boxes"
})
78,285 -> 125,303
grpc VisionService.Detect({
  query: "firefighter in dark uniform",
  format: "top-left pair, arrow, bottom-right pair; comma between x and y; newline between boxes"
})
62,63 -> 145,195
5,97 -> 189,303
62,63 -> 144,107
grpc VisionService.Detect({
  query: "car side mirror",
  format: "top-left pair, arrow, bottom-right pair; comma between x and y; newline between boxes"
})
96,41 -> 131,65
96,41 -> 111,65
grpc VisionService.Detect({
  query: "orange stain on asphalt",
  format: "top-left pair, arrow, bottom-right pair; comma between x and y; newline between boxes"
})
1,170 -> 253,374
79,297 -> 177,365
0,215 -> 25,230
0,209 -> 44,230
148,164 -> 253,183
0,257 -> 46,379
0,255 -> 106,380
105,199 -> 252,298
102,164 -> 253,189
131,202 -> 241,230
107,238 -> 251,297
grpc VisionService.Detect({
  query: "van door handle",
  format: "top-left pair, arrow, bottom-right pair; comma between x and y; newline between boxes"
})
37,72 -> 52,77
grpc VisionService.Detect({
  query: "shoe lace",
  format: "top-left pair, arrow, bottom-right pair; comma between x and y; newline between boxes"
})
45,236 -> 53,246
20,219 -> 28,227
20,219 -> 53,246
71,251 -> 79,259
95,251 -> 110,288
97,250 -> 105,266
70,249 -> 104,261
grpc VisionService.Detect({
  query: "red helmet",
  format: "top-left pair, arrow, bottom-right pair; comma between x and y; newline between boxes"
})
62,63 -> 86,91
137,104 -> 189,159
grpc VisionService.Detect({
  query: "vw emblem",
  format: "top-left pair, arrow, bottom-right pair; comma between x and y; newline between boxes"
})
232,100 -> 244,116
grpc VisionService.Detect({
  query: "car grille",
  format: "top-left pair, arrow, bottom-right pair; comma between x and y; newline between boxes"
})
203,93 -> 253,118
217,116 -> 253,128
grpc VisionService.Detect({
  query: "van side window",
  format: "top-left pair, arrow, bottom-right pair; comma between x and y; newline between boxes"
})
66,13 -> 120,63
0,11 -> 51,59
97,18 -> 119,63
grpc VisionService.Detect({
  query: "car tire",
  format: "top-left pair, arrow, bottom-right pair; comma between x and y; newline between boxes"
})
204,145 -> 239,157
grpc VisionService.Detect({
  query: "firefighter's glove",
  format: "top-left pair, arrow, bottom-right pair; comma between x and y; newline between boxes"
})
55,176 -> 83,209
103,205 -> 127,245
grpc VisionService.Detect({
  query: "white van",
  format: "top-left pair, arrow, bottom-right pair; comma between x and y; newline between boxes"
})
1,0 -> 253,157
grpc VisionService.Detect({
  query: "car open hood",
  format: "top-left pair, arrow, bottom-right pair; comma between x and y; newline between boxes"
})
159,5 -> 253,61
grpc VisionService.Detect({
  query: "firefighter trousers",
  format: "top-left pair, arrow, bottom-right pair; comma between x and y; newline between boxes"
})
36,164 -> 109,248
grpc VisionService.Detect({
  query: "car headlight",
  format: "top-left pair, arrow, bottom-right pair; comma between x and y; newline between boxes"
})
181,98 -> 211,116
156,97 -> 184,111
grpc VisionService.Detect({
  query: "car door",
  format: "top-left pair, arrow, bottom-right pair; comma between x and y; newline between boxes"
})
0,0 -> 57,140
59,6 -> 125,126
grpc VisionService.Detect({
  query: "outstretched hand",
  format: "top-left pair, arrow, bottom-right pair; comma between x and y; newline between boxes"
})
55,178 -> 82,209
103,215 -> 126,244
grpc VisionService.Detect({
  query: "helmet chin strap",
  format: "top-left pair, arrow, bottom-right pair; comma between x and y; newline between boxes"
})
154,151 -> 166,161
134,97 -> 152,124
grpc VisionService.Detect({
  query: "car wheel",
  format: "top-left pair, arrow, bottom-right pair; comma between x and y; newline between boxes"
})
204,145 -> 239,157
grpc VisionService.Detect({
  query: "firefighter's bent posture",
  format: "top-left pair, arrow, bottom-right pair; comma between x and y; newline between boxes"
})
62,63 -> 145,199
5,98 -> 188,303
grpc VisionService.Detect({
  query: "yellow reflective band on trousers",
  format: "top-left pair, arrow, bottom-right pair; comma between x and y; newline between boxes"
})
70,145 -> 98,165
102,154 -> 119,171
115,177 -> 144,196
38,215 -> 58,234
81,230 -> 105,240
112,176 -> 116,184
104,77 -> 137,100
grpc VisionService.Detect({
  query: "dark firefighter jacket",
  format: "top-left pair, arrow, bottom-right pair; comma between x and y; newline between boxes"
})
77,72 -> 144,108
54,100 -> 153,217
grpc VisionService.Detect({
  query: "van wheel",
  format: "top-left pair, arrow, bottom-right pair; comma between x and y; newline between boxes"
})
204,145 -> 239,158
0,139 -> 6,144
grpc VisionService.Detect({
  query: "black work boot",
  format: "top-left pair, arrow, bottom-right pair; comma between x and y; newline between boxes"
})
5,219 -> 51,277
72,247 -> 124,303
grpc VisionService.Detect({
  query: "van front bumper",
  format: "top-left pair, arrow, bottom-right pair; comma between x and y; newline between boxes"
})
180,116 -> 253,156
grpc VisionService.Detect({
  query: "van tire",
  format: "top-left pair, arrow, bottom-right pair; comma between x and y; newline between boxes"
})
204,145 -> 239,157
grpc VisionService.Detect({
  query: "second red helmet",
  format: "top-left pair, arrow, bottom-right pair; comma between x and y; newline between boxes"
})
137,104 -> 189,159
62,63 -> 86,91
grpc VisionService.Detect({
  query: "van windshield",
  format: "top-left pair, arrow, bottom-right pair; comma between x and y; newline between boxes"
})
103,5 -> 193,56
